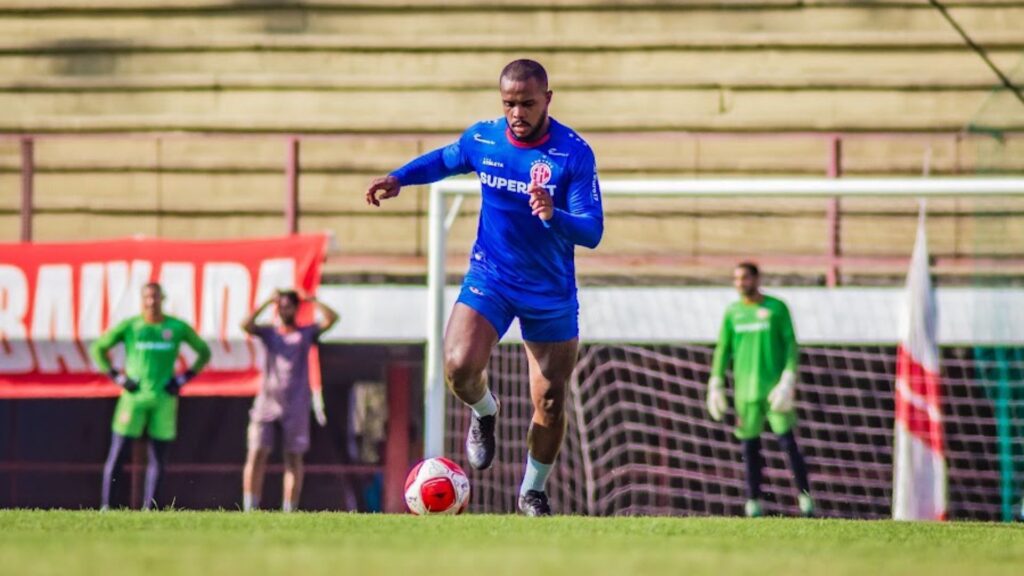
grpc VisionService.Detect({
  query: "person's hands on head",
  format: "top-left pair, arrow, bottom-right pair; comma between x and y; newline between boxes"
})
528,184 -> 554,221
366,175 -> 401,207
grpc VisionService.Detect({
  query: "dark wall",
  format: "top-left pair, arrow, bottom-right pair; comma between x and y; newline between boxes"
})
0,344 -> 425,511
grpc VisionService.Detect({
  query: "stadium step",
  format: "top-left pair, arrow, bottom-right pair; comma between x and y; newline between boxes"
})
3,131 -> 1021,182
1,49 -> 1022,90
0,88 -> 1012,132
1,2 -> 1023,44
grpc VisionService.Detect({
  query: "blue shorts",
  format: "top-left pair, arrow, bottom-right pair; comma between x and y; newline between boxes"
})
456,271 -> 578,343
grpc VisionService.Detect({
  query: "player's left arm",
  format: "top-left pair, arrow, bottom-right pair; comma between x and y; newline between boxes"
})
532,146 -> 603,249
779,302 -> 799,374
300,297 -> 335,427
768,302 -> 799,412
308,294 -> 339,335
182,324 -> 211,375
165,323 -> 211,396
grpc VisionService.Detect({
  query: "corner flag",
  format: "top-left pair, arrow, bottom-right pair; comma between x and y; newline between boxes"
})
892,204 -> 948,521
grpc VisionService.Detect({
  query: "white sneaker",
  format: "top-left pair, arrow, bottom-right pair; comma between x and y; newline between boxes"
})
798,491 -> 815,517
745,499 -> 763,518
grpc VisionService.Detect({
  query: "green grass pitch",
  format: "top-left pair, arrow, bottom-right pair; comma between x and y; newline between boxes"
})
1,510 -> 1022,576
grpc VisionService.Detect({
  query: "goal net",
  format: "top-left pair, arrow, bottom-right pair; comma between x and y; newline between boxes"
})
428,179 -> 1024,520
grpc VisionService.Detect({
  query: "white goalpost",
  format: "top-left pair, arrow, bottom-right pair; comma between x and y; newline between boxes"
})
423,177 -> 1024,518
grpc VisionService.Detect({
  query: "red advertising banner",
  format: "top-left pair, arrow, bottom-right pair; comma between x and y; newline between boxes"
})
0,235 -> 327,398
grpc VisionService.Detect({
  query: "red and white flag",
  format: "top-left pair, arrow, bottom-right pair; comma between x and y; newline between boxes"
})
892,205 -> 948,521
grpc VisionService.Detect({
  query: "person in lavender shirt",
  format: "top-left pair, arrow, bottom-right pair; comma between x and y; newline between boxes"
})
240,289 -> 339,512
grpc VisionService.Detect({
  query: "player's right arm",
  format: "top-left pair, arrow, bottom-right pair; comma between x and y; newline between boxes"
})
709,311 -> 733,387
706,311 -> 733,421
366,130 -> 474,206
91,319 -> 130,374
90,319 -> 138,391
241,294 -> 277,336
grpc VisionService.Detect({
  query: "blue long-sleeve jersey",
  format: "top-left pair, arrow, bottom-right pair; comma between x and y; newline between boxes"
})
391,117 -> 603,300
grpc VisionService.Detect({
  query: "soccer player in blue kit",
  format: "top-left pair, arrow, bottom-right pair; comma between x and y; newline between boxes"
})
366,59 -> 603,516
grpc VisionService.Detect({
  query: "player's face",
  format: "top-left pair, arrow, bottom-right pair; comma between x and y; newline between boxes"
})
141,286 -> 163,315
500,76 -> 552,141
277,296 -> 298,326
733,268 -> 759,298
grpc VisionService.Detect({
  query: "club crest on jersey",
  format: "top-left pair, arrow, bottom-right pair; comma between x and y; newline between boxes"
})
757,308 -> 771,319
162,329 -> 173,341
530,159 -> 553,187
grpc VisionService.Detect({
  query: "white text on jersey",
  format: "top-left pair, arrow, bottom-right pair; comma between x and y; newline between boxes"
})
479,172 -> 557,195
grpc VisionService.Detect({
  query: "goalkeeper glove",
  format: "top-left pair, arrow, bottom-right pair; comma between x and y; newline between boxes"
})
312,388 -> 327,427
108,370 -> 139,393
165,369 -> 196,396
707,376 -> 727,422
768,370 -> 797,413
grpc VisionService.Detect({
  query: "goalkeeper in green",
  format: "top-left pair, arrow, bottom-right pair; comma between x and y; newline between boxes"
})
707,262 -> 814,518
91,282 -> 211,510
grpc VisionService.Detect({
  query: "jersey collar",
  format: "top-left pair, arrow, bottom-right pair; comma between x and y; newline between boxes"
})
505,127 -> 551,149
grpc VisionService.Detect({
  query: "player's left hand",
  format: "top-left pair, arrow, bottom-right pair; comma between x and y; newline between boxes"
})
165,369 -> 196,396
528,184 -> 554,221
768,370 -> 797,413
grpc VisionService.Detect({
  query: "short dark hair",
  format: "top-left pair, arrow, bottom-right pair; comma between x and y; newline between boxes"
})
500,59 -> 548,89
736,262 -> 760,277
142,282 -> 162,295
277,290 -> 300,307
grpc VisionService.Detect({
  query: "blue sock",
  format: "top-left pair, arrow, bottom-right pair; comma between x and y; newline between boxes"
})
519,454 -> 553,496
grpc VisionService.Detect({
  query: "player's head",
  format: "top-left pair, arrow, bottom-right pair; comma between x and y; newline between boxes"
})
499,59 -> 552,142
276,290 -> 300,326
141,282 -> 164,316
733,262 -> 761,299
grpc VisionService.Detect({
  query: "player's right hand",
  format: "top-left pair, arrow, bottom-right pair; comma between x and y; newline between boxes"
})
312,388 -> 328,427
108,370 -> 139,393
707,377 -> 727,422
366,175 -> 401,207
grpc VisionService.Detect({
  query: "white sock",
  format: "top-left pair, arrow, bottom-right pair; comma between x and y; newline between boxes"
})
469,389 -> 498,418
243,493 -> 258,512
519,453 -> 553,496
282,500 -> 294,513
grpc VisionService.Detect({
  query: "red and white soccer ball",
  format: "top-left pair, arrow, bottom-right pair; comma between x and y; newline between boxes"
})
404,457 -> 471,515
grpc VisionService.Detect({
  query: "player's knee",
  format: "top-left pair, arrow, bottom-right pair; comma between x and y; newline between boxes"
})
777,431 -> 799,451
444,348 -> 486,392
283,453 -> 303,471
533,386 -> 566,425
247,448 -> 271,466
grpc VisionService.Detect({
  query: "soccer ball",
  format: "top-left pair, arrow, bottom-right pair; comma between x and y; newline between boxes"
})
404,457 -> 470,515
